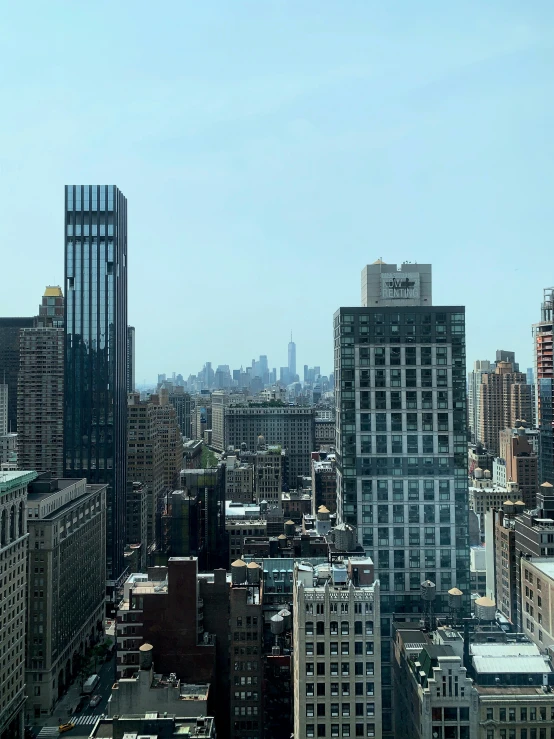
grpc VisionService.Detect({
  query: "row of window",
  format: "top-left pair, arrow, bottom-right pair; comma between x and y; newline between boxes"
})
306,682 -> 374,696
305,621 -> 373,636
486,705 -> 554,721
485,729 -> 554,739
306,702 -> 375,717
306,642 -> 374,656
304,602 -> 373,615
305,723 -> 375,738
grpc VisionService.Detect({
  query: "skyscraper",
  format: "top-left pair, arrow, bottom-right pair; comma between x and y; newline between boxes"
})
288,333 -> 296,381
467,359 -> 494,444
17,288 -> 65,477
0,317 -> 34,432
534,287 -> 554,485
335,261 -> 469,736
64,185 -> 128,589
478,359 -> 531,456
127,325 -> 135,393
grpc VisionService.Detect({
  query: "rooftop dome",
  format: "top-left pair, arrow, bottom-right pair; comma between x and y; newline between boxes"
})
372,258 -> 386,265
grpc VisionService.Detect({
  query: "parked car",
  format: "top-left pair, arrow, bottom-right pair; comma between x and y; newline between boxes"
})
58,724 -> 74,734
89,695 -> 102,708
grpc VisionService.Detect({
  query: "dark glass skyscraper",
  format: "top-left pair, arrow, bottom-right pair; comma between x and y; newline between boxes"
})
64,185 -> 128,587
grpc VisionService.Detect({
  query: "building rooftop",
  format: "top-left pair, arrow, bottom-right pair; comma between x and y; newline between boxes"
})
43,286 -> 63,297
0,470 -> 37,492
470,643 -> 552,675
528,558 -> 554,579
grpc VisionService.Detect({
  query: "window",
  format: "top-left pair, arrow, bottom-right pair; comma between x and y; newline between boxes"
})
342,725 -> 350,737
342,702 -> 350,715
317,705 -> 326,717
341,622 -> 349,635
317,663 -> 325,676
331,704 -> 339,718
306,621 -> 314,635
341,643 -> 349,655
317,643 -> 325,656
366,662 -> 374,676
306,643 -> 314,656
306,683 -> 314,697
331,622 -> 338,635
317,725 -> 326,737
331,683 -> 339,696
306,704 -> 315,717
317,621 -> 325,635
331,642 -> 339,655
306,663 -> 314,676
307,725 -> 315,738
317,684 -> 326,697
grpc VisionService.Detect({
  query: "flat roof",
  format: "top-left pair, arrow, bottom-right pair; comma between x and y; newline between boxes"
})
473,656 -> 551,674
0,470 -> 37,492
529,559 -> 554,580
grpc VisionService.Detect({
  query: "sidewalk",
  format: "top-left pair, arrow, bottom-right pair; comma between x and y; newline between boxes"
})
30,678 -> 84,730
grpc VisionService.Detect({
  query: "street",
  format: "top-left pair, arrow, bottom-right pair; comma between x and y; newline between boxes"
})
34,655 -> 115,738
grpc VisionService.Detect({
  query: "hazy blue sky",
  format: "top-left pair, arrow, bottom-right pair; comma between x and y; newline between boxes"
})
2,1 -> 553,381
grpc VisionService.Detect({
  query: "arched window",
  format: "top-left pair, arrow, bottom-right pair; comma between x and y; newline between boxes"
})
9,506 -> 15,542
305,621 -> 314,635
18,502 -> 24,538
0,509 -> 6,547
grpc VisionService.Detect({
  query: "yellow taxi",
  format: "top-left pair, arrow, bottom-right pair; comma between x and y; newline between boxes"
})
58,723 -> 74,734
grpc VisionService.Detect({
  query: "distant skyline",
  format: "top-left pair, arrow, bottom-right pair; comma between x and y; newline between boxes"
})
2,2 -> 554,378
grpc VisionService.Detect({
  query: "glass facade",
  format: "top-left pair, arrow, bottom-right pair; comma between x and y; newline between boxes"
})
64,185 -> 128,583
334,306 -> 470,735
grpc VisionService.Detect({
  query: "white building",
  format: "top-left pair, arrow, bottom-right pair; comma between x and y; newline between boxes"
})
293,557 -> 381,739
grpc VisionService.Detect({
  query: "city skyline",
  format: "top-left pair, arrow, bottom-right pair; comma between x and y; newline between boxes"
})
2,3 -> 553,378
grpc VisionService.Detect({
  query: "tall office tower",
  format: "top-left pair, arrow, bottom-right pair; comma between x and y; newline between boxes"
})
288,333 -> 296,380
36,286 -> 64,328
211,391 -> 247,452
335,261 -> 469,736
229,560 -> 264,739
526,367 -> 537,426
496,349 -> 519,372
64,185 -> 128,590
479,360 -> 532,455
467,359 -> 494,443
150,390 -> 183,492
534,287 -> 554,485
25,474 -> 107,718
126,326 -> 135,393
0,470 -> 36,738
0,384 -> 7,436
293,557 -> 382,739
168,387 -> 192,438
17,288 -> 65,478
127,393 -> 165,548
0,317 -> 35,432
224,405 -> 315,485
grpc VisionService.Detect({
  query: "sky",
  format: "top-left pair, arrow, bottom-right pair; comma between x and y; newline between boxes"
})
2,1 -> 554,382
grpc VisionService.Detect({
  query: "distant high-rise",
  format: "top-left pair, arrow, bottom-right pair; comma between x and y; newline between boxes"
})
64,185 -> 128,588
479,359 -> 531,456
0,383 -> 7,436
17,288 -> 65,477
534,287 -> 554,485
496,349 -> 519,372
127,326 -> 135,393
288,333 -> 296,380
467,359 -> 494,443
0,317 -> 34,431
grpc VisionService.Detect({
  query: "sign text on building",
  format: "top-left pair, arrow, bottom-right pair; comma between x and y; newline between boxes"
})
380,272 -> 420,299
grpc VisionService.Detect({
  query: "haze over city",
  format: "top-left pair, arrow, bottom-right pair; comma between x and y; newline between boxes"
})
3,1 -> 554,378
